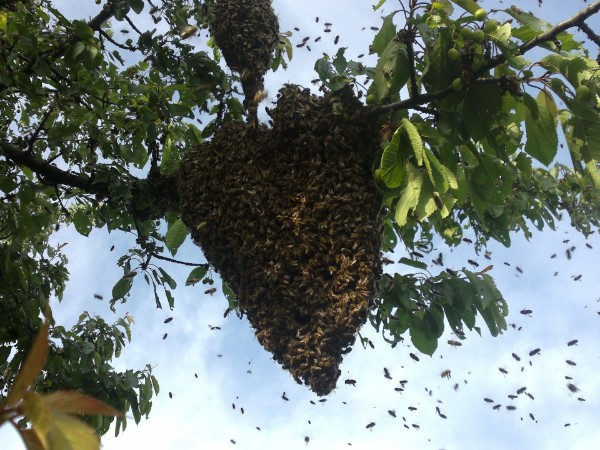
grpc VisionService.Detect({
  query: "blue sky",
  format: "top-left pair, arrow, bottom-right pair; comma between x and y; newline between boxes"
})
1,1 -> 599,449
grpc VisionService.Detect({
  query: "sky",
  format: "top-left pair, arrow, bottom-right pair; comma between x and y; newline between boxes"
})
1,0 -> 600,449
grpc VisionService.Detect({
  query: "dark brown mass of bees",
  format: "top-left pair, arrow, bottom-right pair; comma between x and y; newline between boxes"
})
211,0 -> 279,114
178,84 -> 383,395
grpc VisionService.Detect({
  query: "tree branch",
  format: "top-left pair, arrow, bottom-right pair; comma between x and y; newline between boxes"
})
370,1 -> 600,116
0,140 -> 105,194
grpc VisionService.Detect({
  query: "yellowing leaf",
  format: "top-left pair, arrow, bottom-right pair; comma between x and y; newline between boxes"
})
43,391 -> 123,417
47,411 -> 100,450
18,428 -> 46,450
395,165 -> 423,226
23,392 -> 51,448
5,321 -> 49,407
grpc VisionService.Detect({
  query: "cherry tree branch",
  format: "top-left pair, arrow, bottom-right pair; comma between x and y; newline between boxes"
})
370,1 -> 600,116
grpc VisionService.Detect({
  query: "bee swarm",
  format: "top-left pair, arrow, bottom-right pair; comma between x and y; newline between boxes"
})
212,0 -> 279,109
178,85 -> 383,395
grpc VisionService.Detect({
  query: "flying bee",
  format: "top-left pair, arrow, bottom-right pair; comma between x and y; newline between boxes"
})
388,410 -> 396,417
529,348 -> 541,356
383,368 -> 392,379
517,387 -> 527,394
520,309 -> 533,315
441,370 -> 451,379
282,392 -> 289,401
448,340 -> 462,347
366,422 -> 375,429
179,26 -> 198,39
567,339 -> 578,346
506,405 -> 516,411
93,294 -> 103,300
164,317 -> 173,323
516,266 -> 523,273
493,404 -> 501,410
253,90 -> 268,104
204,288 -> 217,295
162,333 -> 167,340
484,398 -> 494,403
567,383 -> 580,393
409,353 -> 419,361
334,35 -> 339,45
344,379 -> 356,386
304,436 -> 310,445
566,360 -> 576,366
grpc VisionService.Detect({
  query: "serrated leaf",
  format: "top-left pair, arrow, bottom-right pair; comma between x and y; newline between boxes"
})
165,218 -> 187,255
398,257 -> 428,270
43,391 -> 123,417
186,266 -> 208,286
47,410 -> 100,450
112,277 -> 132,301
423,148 -> 448,192
72,209 -> 92,236
409,319 -> 438,356
402,119 -> 424,166
524,91 -> 558,165
370,13 -> 396,56
332,47 -> 348,74
395,165 -> 423,226
371,39 -> 409,101
463,83 -> 503,142
5,321 -> 49,407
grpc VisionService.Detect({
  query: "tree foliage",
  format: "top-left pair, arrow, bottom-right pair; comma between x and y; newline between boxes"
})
1,0 -> 599,440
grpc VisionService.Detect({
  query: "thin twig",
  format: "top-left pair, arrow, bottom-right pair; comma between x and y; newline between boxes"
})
150,252 -> 209,268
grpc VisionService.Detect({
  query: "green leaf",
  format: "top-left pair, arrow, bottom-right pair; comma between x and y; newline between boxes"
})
165,218 -> 188,255
72,209 -> 92,236
373,0 -> 387,11
463,83 -> 503,142
395,165 -> 424,226
402,119 -> 424,166
524,91 -> 558,165
158,267 -> 177,290
370,13 -> 396,56
332,47 -> 348,74
398,257 -> 428,270
371,39 -> 409,102
379,128 -> 407,188
186,266 -> 208,286
129,0 -> 145,14
409,317 -> 438,356
112,277 -> 133,301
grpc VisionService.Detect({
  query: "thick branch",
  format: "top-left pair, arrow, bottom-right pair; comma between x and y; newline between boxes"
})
371,1 -> 600,116
0,140 -> 104,193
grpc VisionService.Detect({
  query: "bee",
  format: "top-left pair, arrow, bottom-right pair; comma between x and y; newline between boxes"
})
567,383 -> 580,393
345,379 -> 357,386
506,405 -> 516,411
441,370 -> 451,379
566,248 -> 572,259
508,394 -> 517,400
484,398 -> 494,403
493,404 -> 501,410
179,26 -> 198,39
512,353 -> 521,361
550,253 -> 556,258
334,35 -> 339,45
194,373 -> 198,378
370,26 -> 379,31
316,17 -> 319,22
388,410 -> 396,417
586,243 -> 593,249
448,340 -> 462,347
408,406 -> 417,411
467,259 -> 479,267
315,36 -> 321,42
520,309 -> 532,315
517,387 -> 527,394
163,333 -> 168,340
304,436 -> 310,445
358,53 -> 364,58
526,392 -> 535,400
241,407 -> 244,414
230,439 -> 236,445
516,266 -> 523,273
566,360 -> 576,366
164,317 -> 173,323
169,392 -> 173,398
567,339 -> 578,346
232,403 -> 236,409
253,90 -> 268,104
366,422 -> 375,429
110,245 -> 115,251
205,288 -> 217,295
409,353 -> 419,361
324,22 -> 332,27
384,368 -> 392,379
282,392 -> 289,401
573,274 -> 582,281
324,29 -> 331,33
529,348 -> 541,356
578,397 -> 586,402
93,294 -> 103,300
